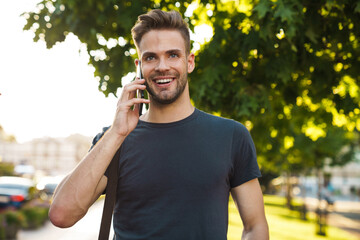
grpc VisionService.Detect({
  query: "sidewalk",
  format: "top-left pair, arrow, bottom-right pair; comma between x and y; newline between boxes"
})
18,199 -> 113,240
305,197 -> 360,238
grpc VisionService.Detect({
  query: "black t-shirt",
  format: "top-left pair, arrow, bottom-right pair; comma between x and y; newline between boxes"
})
92,109 -> 261,240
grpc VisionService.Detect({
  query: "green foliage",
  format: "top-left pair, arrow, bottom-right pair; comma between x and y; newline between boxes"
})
20,206 -> 49,229
0,210 -> 27,240
229,195 -> 358,239
22,0 -> 360,175
189,0 -> 360,174
245,195 -> 359,240
4,210 -> 26,227
0,162 -> 15,176
22,0 -> 189,96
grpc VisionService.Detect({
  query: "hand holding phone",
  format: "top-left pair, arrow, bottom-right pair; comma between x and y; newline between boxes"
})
136,61 -> 145,116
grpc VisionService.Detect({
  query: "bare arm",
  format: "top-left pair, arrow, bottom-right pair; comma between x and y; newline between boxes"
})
231,178 -> 269,240
49,78 -> 149,228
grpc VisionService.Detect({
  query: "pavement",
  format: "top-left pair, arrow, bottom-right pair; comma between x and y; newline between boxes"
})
17,199 -> 113,240
305,197 -> 360,239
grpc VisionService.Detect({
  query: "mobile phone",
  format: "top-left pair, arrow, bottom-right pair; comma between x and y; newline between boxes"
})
136,61 -> 145,116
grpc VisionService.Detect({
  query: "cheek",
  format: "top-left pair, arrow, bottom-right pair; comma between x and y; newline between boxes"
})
174,60 -> 187,72
142,66 -> 153,79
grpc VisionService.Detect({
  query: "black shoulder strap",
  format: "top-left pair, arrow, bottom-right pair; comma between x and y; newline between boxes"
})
98,148 -> 120,240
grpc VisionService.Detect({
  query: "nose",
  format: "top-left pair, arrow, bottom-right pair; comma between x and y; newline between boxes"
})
155,57 -> 170,72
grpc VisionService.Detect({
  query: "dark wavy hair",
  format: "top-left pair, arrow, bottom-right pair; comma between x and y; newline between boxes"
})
131,9 -> 190,54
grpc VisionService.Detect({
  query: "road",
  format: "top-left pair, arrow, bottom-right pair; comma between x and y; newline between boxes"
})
18,199 -> 113,240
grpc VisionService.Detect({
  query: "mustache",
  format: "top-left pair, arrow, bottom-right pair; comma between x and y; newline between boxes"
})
148,71 -> 179,80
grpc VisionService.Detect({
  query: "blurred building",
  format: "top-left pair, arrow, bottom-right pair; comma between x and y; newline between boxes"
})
302,157 -> 360,200
271,151 -> 360,200
0,134 -> 92,176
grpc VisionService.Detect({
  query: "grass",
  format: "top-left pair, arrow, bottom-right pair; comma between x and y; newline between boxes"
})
227,195 -> 358,240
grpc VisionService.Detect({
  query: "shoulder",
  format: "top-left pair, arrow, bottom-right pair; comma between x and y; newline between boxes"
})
197,109 -> 233,125
197,109 -> 248,133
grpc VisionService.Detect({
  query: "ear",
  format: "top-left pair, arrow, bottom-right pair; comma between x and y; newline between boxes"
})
134,59 -> 140,67
187,53 -> 195,73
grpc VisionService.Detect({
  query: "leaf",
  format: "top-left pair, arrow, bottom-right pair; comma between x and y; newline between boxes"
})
355,2 -> 360,13
274,1 -> 295,23
253,0 -> 271,19
21,0 -> 360,176
305,28 -> 318,43
282,25 -> 296,40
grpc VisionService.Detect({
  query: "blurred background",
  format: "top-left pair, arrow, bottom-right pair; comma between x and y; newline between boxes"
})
0,0 -> 359,239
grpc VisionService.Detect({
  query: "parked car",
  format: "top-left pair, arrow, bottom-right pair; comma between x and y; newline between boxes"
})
36,175 -> 64,199
0,176 -> 36,209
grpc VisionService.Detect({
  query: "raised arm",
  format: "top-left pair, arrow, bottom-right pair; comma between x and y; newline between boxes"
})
231,178 -> 269,240
49,78 -> 149,228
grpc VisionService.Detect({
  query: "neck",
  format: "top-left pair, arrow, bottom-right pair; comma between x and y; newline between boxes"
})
140,84 -> 194,123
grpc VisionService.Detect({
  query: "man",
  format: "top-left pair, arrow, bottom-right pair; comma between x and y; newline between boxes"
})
49,9 -> 269,240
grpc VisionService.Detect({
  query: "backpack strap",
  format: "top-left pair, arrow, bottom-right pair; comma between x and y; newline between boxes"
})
98,148 -> 120,240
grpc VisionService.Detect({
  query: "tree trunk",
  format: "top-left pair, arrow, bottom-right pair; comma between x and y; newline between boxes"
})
285,172 -> 293,209
316,168 -> 327,236
300,175 -> 307,220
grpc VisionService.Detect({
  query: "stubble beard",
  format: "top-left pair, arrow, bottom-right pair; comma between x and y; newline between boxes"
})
145,71 -> 188,105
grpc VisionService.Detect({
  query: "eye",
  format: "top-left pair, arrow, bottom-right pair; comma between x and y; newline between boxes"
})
169,53 -> 179,58
145,55 -> 155,61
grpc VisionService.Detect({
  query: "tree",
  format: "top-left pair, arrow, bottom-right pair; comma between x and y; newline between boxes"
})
187,0 -> 360,173
22,0 -> 190,96
0,162 -> 15,176
22,0 -> 360,182
0,125 -> 17,143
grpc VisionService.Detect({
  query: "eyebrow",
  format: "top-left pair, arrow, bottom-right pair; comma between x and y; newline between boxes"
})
166,49 -> 182,55
141,49 -> 183,59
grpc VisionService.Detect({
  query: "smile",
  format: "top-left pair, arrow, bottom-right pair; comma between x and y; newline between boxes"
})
155,78 -> 174,84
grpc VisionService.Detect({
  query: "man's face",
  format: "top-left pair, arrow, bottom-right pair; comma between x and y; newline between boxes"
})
138,29 -> 195,105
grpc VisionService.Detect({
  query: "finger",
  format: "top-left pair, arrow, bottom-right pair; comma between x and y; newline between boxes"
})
133,77 -> 145,82
119,83 -> 146,102
128,88 -> 136,100
122,79 -> 145,93
129,98 -> 150,111
118,97 -> 150,110
130,97 -> 150,105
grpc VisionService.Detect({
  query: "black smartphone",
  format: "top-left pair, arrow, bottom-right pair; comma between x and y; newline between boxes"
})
136,61 -> 145,116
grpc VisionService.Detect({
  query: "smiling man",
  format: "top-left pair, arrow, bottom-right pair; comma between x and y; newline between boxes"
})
48,9 -> 269,240
140,30 -> 190,105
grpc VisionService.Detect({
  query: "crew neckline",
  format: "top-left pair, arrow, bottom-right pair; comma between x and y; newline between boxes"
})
138,108 -> 199,128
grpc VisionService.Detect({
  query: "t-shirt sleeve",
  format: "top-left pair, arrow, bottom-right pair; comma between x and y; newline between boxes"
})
230,121 -> 261,188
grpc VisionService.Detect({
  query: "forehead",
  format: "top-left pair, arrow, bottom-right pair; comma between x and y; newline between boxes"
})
139,30 -> 186,56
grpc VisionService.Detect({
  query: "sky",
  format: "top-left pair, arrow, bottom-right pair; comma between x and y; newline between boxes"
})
0,0 -> 119,143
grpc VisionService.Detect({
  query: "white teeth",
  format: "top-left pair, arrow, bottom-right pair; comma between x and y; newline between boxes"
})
155,79 -> 172,84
